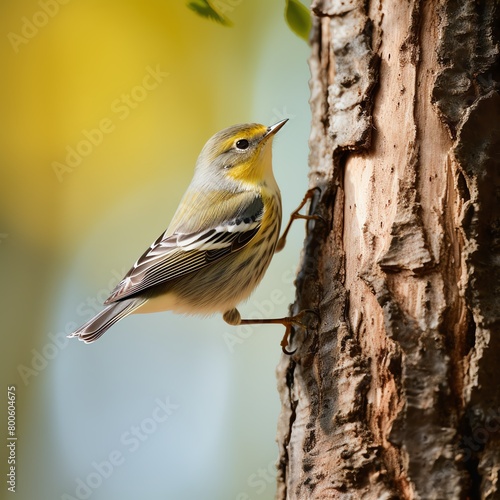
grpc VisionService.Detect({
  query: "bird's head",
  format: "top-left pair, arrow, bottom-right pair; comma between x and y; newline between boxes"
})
193,119 -> 288,191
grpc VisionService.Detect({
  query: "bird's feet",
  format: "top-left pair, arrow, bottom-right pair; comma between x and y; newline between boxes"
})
276,187 -> 325,252
223,308 -> 320,355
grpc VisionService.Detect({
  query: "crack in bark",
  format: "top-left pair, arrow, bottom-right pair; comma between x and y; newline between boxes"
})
277,360 -> 298,500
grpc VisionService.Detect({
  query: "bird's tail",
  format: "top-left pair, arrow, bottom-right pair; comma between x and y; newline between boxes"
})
68,297 -> 147,343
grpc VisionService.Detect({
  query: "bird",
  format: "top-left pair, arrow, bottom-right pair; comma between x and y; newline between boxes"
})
68,119 -> 315,353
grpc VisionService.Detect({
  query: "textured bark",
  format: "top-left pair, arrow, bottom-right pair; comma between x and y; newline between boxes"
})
276,1 -> 500,499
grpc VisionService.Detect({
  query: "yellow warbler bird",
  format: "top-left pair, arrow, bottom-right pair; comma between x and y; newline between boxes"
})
69,119 -> 306,352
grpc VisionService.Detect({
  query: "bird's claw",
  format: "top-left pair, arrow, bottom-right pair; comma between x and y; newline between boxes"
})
280,309 -> 320,356
282,344 -> 297,356
280,324 -> 296,355
276,187 -> 325,253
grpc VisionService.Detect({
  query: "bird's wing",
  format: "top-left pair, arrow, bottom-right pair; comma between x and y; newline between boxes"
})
104,194 -> 263,304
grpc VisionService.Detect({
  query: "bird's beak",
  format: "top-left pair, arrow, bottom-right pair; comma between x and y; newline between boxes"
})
264,118 -> 288,139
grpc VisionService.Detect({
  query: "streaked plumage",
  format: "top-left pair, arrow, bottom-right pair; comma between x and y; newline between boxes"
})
69,120 -> 286,343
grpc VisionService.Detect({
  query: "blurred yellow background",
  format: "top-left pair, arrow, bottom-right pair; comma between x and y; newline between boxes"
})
0,1 -> 311,498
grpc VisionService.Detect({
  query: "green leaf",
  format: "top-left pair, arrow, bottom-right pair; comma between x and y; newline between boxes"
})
186,0 -> 233,27
285,0 -> 312,42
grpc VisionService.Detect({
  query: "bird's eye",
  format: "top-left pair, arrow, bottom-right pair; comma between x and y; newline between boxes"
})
235,139 -> 249,150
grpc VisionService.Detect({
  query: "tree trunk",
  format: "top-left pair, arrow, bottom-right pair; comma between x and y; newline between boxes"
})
275,1 -> 500,499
